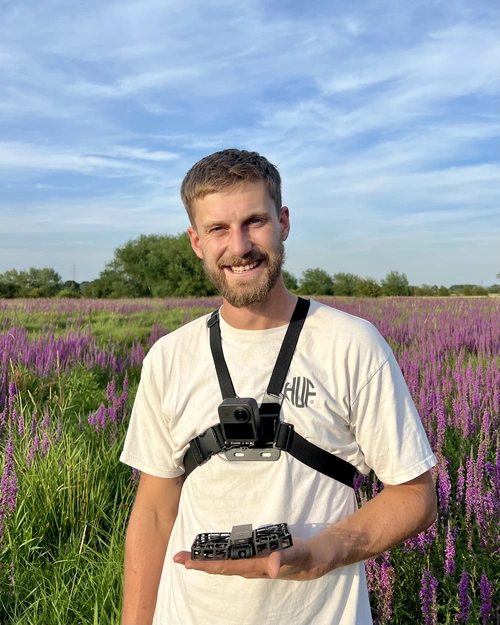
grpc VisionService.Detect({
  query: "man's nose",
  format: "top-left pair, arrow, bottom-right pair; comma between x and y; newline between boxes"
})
227,227 -> 252,258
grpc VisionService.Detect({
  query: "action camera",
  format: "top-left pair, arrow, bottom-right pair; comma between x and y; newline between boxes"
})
218,397 -> 261,444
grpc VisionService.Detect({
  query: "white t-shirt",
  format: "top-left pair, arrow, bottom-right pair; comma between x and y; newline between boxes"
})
120,299 -> 436,625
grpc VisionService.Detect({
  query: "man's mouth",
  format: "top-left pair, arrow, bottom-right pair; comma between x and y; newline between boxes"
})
227,260 -> 262,274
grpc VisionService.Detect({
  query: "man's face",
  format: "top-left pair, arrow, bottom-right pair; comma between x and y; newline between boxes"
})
187,180 -> 290,308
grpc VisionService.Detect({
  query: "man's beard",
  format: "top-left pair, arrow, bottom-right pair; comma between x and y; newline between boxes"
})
203,242 -> 285,308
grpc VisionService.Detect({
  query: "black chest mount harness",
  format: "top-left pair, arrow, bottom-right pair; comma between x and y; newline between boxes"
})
183,297 -> 357,488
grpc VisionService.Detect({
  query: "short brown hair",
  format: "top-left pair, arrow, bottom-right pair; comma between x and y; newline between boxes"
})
180,149 -> 282,224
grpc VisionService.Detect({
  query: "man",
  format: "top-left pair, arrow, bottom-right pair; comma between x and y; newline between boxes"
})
120,149 -> 437,625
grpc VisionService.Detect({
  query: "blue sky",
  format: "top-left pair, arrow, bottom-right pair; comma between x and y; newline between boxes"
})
1,0 -> 499,287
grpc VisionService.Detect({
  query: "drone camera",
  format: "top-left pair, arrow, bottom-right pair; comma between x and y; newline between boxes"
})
228,524 -> 255,559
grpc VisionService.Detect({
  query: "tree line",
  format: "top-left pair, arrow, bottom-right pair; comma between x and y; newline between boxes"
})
1,233 -> 499,299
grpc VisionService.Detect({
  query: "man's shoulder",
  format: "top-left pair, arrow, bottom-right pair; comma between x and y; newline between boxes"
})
305,298 -> 393,367
307,298 -> 383,340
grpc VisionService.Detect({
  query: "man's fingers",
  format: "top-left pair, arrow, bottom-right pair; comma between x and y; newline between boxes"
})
173,550 -> 271,578
267,551 -> 282,578
173,550 -> 191,565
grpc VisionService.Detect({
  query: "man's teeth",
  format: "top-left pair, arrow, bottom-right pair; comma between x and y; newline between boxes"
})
230,261 -> 259,274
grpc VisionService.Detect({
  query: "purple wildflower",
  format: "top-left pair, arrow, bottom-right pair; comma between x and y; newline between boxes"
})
481,411 -> 490,441
445,520 -> 456,576
17,413 -> 24,436
42,431 -> 51,457
97,403 -> 107,430
0,437 -> 19,542
40,408 -> 50,429
105,379 -> 116,402
131,468 -> 141,487
30,412 -> 37,437
435,394 -> 446,453
420,569 -> 438,625
7,382 -> 16,412
27,434 -> 40,468
379,552 -> 395,621
365,557 -> 380,595
437,456 -> 451,514
457,570 -> 470,623
480,573 -> 493,624
456,461 -> 465,506
0,409 -> 6,439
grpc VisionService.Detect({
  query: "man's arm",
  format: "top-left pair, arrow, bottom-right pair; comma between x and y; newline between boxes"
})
173,469 -> 436,580
122,472 -> 184,625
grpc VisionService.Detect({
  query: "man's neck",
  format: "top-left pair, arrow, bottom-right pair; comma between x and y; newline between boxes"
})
220,284 -> 298,330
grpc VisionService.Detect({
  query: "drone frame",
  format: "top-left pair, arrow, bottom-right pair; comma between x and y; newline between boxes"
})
191,522 -> 293,561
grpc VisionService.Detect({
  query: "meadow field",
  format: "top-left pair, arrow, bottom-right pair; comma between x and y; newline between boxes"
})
0,297 -> 498,624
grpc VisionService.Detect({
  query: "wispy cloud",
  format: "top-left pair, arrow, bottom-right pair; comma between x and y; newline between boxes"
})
0,0 -> 498,284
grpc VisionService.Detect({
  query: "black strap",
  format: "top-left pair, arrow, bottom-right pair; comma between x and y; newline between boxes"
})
209,297 -> 310,400
266,297 -> 310,397
274,422 -> 357,488
183,424 -> 225,477
184,420 -> 357,488
208,311 -> 235,399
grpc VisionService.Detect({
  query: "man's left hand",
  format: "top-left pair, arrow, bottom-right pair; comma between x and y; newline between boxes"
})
173,537 -> 328,581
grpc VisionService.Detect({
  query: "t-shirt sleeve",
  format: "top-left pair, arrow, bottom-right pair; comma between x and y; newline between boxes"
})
120,352 -> 184,478
350,352 -> 436,485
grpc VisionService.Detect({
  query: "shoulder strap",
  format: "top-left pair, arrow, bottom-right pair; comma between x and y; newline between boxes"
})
273,422 -> 357,487
266,297 -> 310,397
209,297 -> 310,400
208,311 -> 235,399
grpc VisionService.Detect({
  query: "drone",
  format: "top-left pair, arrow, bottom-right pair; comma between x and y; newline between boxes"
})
191,522 -> 293,560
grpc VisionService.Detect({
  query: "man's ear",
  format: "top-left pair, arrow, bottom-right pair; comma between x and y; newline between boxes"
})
279,206 -> 290,242
187,226 -> 204,259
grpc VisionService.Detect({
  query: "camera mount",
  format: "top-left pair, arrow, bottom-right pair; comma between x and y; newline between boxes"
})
183,297 -> 358,488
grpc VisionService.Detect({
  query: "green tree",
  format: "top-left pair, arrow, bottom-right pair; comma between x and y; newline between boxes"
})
62,280 -> 80,293
0,267 -> 62,297
282,270 -> 298,291
298,268 -> 334,295
0,280 -> 19,298
90,259 -> 148,298
92,233 -> 217,298
437,285 -> 450,296
381,270 -> 411,297
414,284 -> 438,297
332,272 -> 359,296
354,277 -> 382,298
471,286 -> 488,296
56,289 -> 83,299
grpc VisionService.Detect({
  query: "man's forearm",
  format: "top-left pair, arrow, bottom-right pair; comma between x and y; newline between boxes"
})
122,508 -> 174,625
307,471 -> 437,576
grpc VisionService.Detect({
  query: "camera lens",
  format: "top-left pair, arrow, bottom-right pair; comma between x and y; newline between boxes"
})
234,407 -> 250,422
